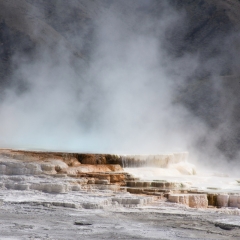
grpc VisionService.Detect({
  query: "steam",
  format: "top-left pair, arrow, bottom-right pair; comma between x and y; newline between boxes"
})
0,1 -> 239,173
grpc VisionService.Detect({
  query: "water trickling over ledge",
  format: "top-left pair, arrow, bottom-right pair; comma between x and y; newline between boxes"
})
1,148 -> 240,209
0,148 -> 189,168
120,152 -> 189,168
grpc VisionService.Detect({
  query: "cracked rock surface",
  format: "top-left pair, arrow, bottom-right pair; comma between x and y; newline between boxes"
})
1,201 -> 240,239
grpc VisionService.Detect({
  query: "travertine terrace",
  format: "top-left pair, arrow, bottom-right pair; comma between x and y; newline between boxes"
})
0,148 -> 240,209
1,149 -> 240,239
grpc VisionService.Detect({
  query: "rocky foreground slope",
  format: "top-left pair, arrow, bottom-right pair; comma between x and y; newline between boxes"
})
0,149 -> 240,239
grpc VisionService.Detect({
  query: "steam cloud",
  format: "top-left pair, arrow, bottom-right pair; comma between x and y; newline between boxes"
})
0,1 -> 239,173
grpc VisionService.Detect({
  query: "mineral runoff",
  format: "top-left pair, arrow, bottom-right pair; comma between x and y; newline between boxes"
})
0,148 -> 240,209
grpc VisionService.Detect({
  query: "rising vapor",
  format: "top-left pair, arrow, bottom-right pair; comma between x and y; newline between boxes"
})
0,0 -> 239,174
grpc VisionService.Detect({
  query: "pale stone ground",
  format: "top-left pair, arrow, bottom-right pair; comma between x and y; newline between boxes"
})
1,191 -> 240,240
0,152 -> 240,239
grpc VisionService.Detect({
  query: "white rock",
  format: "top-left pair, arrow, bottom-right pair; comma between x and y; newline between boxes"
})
95,179 -> 109,185
169,194 -> 208,208
189,194 -> 208,208
169,194 -> 189,205
47,159 -> 68,172
229,195 -> 240,208
1,161 -> 42,175
0,165 -> 6,174
112,197 -> 148,206
30,183 -> 68,193
41,163 -> 56,173
71,185 -> 81,191
63,202 -> 78,208
15,183 -> 29,190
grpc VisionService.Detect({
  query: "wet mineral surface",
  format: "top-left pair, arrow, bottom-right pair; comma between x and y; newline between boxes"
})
0,149 -> 240,239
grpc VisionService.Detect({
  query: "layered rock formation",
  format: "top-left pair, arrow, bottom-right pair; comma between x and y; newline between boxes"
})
1,148 -> 240,210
